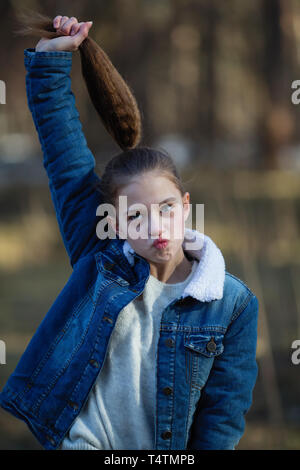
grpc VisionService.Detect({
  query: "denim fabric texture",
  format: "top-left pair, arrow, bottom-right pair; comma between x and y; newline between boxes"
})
0,48 -> 259,451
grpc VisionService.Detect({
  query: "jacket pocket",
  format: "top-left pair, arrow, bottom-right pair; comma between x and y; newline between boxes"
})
184,333 -> 225,390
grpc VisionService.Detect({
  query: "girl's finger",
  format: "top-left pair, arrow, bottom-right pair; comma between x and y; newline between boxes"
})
70,23 -> 81,36
58,16 -> 69,33
60,17 -> 78,36
72,22 -> 93,47
53,15 -> 62,29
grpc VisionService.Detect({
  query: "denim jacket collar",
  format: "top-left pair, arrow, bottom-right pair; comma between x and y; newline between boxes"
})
122,228 -> 226,302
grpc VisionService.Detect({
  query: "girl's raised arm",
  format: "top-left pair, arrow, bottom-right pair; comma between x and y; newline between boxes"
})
24,19 -> 103,268
23,17 -> 107,267
17,12 -> 142,267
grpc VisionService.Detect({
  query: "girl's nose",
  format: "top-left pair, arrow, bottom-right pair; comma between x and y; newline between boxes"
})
148,211 -> 162,239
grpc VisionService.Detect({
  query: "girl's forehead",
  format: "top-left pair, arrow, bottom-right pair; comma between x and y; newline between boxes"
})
114,174 -> 184,214
117,188 -> 181,208
118,174 -> 179,199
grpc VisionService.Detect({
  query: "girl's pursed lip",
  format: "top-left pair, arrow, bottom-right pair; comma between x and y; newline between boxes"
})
152,238 -> 169,247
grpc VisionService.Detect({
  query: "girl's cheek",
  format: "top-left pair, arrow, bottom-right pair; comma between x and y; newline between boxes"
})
128,220 -> 148,240
166,210 -> 185,238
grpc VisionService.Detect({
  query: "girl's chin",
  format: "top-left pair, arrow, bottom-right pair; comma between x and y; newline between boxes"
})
149,246 -> 173,260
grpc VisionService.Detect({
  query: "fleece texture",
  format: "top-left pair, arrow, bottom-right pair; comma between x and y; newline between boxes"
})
123,227 -> 226,302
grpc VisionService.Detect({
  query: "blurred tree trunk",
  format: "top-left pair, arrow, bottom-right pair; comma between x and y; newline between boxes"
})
202,0 -> 219,157
258,0 -> 296,169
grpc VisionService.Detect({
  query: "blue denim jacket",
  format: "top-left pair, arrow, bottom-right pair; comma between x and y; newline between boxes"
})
0,48 -> 259,451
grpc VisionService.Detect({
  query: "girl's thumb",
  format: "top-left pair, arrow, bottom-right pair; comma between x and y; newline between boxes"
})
73,21 -> 93,44
85,21 -> 93,31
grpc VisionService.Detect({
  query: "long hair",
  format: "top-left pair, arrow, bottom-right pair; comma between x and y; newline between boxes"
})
14,9 -> 187,207
14,9 -> 142,151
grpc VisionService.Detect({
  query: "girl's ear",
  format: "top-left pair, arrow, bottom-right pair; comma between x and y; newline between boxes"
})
182,192 -> 191,222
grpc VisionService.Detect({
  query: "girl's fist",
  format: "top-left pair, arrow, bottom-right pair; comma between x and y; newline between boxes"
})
35,15 -> 93,52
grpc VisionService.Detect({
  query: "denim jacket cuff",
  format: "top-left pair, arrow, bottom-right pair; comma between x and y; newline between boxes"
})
24,48 -> 72,71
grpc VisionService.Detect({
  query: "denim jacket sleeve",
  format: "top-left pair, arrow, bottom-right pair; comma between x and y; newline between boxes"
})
24,48 -> 105,268
187,293 -> 259,450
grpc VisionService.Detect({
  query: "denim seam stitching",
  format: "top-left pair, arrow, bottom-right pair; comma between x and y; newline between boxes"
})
16,70 -> 94,403
225,272 -> 254,294
33,278 -> 112,417
30,287 -> 98,415
230,293 -> 254,323
17,280 -> 96,404
27,63 -> 74,264
53,288 -> 125,431
184,336 -> 193,449
169,325 -> 179,449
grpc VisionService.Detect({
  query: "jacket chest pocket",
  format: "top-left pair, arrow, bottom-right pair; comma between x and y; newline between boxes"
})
184,333 -> 225,390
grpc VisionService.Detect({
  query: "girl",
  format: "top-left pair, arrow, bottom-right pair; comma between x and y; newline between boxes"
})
0,14 -> 259,450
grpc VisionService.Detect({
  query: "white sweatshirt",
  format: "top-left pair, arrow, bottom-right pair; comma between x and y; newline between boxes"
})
60,229 -> 226,450
60,259 -> 198,450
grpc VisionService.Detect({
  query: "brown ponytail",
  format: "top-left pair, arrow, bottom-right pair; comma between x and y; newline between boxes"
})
13,10 -> 190,210
14,9 -> 142,151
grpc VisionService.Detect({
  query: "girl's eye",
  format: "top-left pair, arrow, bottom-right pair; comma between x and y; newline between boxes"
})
128,211 -> 141,221
160,203 -> 173,213
128,204 -> 173,221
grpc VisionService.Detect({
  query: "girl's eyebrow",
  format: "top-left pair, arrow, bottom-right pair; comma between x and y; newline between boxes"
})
126,197 -> 178,215
159,197 -> 177,204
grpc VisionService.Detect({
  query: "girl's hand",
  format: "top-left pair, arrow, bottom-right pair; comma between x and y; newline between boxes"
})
35,15 -> 93,52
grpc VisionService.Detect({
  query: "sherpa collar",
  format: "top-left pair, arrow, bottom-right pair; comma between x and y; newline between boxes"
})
122,228 -> 225,302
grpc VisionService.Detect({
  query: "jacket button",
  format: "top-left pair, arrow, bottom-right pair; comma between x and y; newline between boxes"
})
104,262 -> 114,270
46,435 -> 56,446
161,430 -> 172,440
67,400 -> 78,410
103,316 -> 113,324
89,359 -> 100,368
163,387 -> 173,395
165,338 -> 175,348
206,337 -> 217,352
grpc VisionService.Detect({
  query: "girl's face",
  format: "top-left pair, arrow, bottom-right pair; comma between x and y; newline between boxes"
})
108,171 -> 190,264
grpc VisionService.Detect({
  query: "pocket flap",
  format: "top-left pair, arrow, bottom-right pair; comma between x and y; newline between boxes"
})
184,333 -> 224,357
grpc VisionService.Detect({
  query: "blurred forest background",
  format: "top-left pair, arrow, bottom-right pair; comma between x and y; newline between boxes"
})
0,0 -> 300,450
